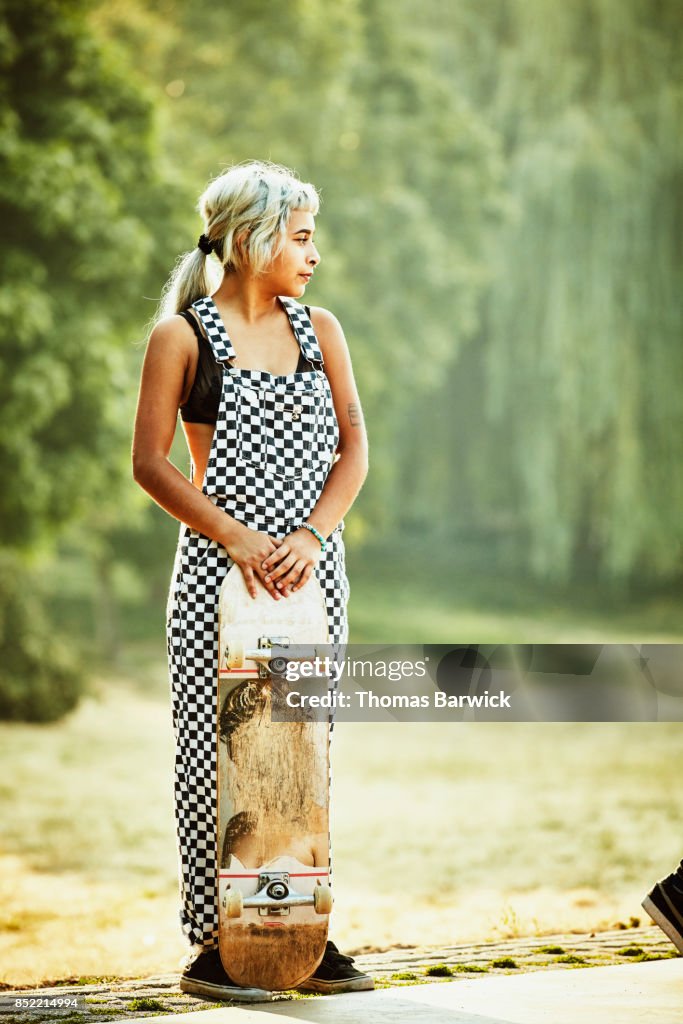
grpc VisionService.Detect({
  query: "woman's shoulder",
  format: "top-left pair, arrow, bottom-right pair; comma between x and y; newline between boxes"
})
147,312 -> 199,359
306,305 -> 348,360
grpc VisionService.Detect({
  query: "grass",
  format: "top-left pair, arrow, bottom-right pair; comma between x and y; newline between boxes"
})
127,998 -> 167,1011
1,681 -> 682,987
424,964 -> 453,977
346,537 -> 683,644
623,952 -> 672,962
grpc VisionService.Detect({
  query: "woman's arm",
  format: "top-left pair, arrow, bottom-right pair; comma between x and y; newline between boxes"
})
131,316 -> 281,599
262,307 -> 369,593
303,306 -> 369,537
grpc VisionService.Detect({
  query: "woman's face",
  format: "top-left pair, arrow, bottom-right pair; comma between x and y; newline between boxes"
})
266,209 -> 320,297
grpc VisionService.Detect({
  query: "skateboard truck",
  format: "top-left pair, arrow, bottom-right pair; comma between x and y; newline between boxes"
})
223,872 -> 333,919
256,636 -> 291,679
223,634 -> 327,679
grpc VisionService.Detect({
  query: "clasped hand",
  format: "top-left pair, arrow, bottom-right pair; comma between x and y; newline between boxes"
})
230,525 -> 323,600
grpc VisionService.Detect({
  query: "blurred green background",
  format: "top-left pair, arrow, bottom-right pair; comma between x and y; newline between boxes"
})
1,0 -> 682,717
0,0 -> 682,986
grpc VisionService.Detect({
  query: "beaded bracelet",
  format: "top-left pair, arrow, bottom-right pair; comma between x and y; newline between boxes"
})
301,522 -> 326,552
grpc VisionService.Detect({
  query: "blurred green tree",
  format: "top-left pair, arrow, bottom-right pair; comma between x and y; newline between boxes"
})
396,0 -> 683,587
0,0 -> 161,546
0,0 -> 175,716
0,550 -> 82,721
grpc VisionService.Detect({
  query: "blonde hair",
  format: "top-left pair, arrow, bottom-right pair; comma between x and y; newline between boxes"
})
158,160 -> 320,319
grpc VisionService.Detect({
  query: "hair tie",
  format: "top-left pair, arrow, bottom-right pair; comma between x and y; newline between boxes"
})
197,233 -> 214,255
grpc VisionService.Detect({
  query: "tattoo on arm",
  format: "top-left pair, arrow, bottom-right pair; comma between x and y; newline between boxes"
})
348,403 -> 361,427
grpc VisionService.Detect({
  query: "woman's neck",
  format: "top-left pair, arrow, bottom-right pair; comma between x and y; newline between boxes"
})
212,270 -> 280,325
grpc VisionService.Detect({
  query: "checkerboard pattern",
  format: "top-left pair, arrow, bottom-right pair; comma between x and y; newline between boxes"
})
166,297 -> 349,948
191,296 -> 339,519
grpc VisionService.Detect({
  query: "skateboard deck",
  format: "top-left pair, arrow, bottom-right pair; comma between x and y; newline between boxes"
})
217,567 -> 332,991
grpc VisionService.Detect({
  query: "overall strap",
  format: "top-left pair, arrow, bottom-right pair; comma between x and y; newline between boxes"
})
279,297 -> 325,367
191,297 -> 237,363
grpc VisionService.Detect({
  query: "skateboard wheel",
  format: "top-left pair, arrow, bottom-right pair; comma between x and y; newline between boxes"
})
225,633 -> 245,670
224,889 -> 243,919
313,884 -> 333,915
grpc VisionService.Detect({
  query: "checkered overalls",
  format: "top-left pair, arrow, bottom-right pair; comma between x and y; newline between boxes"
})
166,296 -> 349,948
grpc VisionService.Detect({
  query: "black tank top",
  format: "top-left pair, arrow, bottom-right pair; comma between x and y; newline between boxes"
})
178,306 -> 313,424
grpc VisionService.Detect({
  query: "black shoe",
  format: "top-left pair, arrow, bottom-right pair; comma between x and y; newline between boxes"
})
296,940 -> 374,994
180,948 -> 272,1002
642,871 -> 683,954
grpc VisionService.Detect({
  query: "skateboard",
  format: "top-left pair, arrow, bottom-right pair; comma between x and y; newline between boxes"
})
216,568 -> 333,991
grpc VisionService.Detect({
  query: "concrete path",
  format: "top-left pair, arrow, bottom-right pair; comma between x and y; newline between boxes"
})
1,929 -> 678,1024
130,959 -> 682,1024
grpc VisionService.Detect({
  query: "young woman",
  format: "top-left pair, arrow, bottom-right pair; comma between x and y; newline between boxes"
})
132,161 -> 370,1000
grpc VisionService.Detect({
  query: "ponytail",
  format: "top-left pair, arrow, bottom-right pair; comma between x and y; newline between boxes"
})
157,245 -> 220,321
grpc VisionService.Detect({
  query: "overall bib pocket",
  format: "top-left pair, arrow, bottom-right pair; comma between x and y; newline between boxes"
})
231,374 -> 325,480
263,385 -> 322,479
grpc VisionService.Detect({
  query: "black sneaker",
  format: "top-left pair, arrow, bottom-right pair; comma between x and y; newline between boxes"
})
642,870 -> 683,954
296,940 -> 374,994
180,948 -> 272,1002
